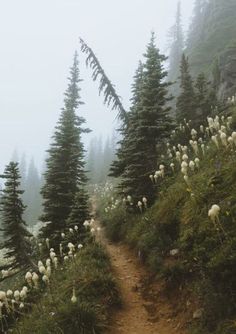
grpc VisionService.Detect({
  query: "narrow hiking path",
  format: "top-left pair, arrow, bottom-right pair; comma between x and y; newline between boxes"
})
92,203 -> 188,334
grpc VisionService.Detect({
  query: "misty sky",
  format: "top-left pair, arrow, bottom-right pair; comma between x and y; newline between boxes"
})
0,0 -> 194,173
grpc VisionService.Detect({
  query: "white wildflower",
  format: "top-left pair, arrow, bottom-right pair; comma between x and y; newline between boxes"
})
32,273 -> 39,288
71,288 -> 77,303
189,161 -> 195,172
46,238 -> 50,249
211,135 -> 219,148
13,290 -> 20,301
194,158 -> 200,168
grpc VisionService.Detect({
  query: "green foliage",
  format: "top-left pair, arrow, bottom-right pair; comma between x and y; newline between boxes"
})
160,262 -> 190,289
40,52 -> 90,243
114,33 -> 173,204
101,205 -> 128,242
167,0 -> 184,98
79,38 -> 126,121
0,162 -> 32,270
23,158 -> 42,226
176,54 -> 196,123
98,107 -> 236,333
86,133 -> 116,185
110,62 -> 144,180
195,73 -> 217,121
13,243 -> 121,334
66,188 -> 90,230
187,0 -> 236,79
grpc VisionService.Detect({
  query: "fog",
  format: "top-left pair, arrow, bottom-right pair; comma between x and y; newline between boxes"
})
0,0 -> 193,173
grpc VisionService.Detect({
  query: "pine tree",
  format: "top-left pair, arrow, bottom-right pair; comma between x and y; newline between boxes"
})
86,137 -> 97,184
19,153 -> 27,190
24,158 -> 42,226
118,34 -> 173,203
66,189 -> 90,232
194,73 -> 217,122
168,1 -> 184,83
0,162 -> 32,270
96,136 -> 104,184
79,38 -> 126,121
40,52 -> 90,242
110,62 -> 144,180
187,0 -> 207,50
176,54 -> 196,123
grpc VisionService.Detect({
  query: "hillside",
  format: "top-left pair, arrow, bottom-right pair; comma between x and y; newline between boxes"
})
0,228 -> 120,333
186,0 -> 236,99
0,2 -> 236,334
97,105 -> 236,333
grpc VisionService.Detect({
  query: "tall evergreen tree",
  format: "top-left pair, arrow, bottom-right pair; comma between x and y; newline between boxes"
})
0,162 -> 32,270
187,0 -> 207,50
86,137 -> 97,184
96,136 -> 104,183
23,158 -> 42,226
86,134 -> 116,185
176,54 -> 196,123
19,153 -> 27,190
66,189 -> 90,232
40,52 -> 89,241
101,137 -> 112,182
168,1 -> 184,83
110,62 -> 144,180
195,73 -> 217,122
118,34 -> 173,203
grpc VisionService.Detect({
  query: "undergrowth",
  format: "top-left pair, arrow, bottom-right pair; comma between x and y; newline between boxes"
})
12,243 -> 121,334
97,107 -> 236,333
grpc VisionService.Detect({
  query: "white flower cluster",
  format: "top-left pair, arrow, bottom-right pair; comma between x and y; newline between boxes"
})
227,95 -> 236,106
148,113 -> 235,189
137,197 -> 148,212
94,182 -> 114,198
0,224 -> 87,324
104,197 -> 120,213
83,218 -> 100,236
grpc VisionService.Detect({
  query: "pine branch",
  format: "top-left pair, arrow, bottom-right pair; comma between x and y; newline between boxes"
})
79,38 -> 127,121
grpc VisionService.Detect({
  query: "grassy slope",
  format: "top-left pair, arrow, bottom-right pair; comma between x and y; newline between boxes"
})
98,108 -> 236,333
11,243 -> 120,334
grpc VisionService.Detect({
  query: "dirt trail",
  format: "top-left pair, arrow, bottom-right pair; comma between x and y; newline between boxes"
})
93,207 -> 187,334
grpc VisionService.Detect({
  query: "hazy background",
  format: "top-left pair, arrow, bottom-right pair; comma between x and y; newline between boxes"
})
0,0 -> 194,172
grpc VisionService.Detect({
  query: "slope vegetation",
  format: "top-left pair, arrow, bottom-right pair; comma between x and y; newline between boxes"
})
98,106 -> 236,333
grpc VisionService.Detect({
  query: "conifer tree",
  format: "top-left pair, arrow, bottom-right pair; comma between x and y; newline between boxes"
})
40,52 -> 89,241
176,54 -> 196,123
19,153 -> 27,190
101,137 -> 112,182
96,136 -> 104,183
24,158 -> 42,226
0,162 -> 32,270
118,34 -> 173,203
194,73 -> 217,122
86,137 -> 97,184
168,1 -> 184,83
187,0 -> 207,50
66,189 -> 90,233
110,62 -> 144,180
